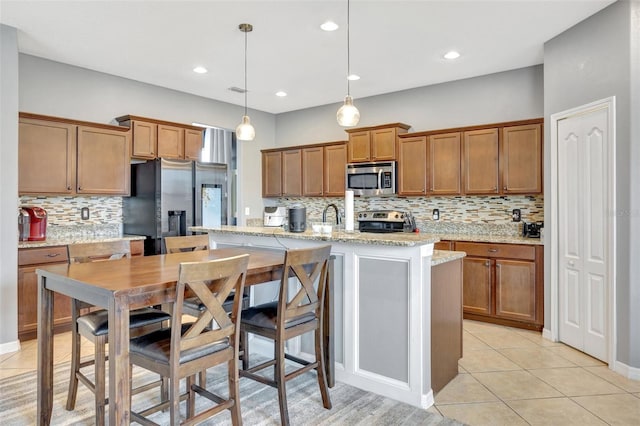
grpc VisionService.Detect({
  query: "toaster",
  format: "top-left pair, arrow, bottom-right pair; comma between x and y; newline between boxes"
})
263,206 -> 286,227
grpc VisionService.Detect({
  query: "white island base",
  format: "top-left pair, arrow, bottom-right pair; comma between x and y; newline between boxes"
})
190,226 -> 461,410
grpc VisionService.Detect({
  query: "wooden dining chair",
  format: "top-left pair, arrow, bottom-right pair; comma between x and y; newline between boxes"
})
128,254 -> 250,426
239,244 -> 332,426
65,240 -> 171,426
165,235 -> 250,315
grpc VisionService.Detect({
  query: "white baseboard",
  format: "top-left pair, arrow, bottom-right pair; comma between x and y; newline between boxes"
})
542,328 -> 554,342
613,360 -> 640,381
0,340 -> 20,355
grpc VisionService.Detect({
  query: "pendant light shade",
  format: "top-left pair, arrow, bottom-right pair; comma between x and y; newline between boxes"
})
236,23 -> 255,141
337,0 -> 360,127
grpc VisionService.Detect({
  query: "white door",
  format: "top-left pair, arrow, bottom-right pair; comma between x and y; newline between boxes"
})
557,106 -> 609,362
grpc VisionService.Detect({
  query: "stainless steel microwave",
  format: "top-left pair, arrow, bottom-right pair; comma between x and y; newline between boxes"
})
346,161 -> 396,197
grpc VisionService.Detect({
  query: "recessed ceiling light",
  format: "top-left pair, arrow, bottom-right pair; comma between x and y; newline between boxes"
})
320,21 -> 339,31
193,66 -> 208,74
347,74 -> 360,81
275,91 -> 287,97
443,51 -> 461,60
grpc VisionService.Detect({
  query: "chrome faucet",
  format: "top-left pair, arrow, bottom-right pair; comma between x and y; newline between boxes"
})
322,203 -> 342,225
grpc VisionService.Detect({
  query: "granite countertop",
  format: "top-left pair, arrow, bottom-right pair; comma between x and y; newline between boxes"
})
434,233 -> 543,246
190,225 -> 440,247
18,234 -> 146,249
431,250 -> 466,266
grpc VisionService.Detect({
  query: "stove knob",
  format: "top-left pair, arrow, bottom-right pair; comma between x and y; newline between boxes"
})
395,213 -> 400,219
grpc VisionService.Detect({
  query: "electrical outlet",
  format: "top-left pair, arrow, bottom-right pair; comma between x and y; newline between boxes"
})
512,208 -> 521,222
244,207 -> 251,216
432,209 -> 440,221
81,207 -> 90,220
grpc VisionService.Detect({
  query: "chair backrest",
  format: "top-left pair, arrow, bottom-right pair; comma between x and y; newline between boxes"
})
67,240 -> 131,264
164,235 -> 210,254
277,245 -> 331,329
172,254 -> 250,357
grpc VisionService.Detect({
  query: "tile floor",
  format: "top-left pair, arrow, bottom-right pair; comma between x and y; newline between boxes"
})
1,320 -> 639,425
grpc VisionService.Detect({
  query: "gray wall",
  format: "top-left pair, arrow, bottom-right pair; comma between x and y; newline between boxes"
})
0,25 -> 19,347
18,54 -> 277,225
275,66 -> 543,146
544,0 -> 639,368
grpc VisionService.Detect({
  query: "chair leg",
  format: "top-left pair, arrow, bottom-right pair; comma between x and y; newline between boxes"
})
65,316 -> 81,411
187,375 -> 196,419
315,327 -> 332,409
170,376 -> 181,425
275,338 -> 290,426
241,330 -> 249,370
94,335 -> 107,426
228,357 -> 242,426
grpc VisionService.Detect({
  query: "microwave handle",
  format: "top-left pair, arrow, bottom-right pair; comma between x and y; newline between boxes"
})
378,169 -> 383,189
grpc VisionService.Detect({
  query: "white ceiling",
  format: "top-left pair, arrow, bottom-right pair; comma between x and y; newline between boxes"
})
1,0 -> 615,114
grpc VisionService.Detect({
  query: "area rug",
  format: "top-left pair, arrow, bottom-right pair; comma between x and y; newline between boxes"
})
0,361 -> 464,425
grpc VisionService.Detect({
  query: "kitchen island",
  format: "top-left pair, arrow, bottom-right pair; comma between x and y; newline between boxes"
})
190,225 -> 462,409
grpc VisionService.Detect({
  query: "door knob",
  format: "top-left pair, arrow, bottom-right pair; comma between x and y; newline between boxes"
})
568,260 -> 575,266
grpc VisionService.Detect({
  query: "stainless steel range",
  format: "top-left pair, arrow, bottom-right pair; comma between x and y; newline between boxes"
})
357,210 -> 417,233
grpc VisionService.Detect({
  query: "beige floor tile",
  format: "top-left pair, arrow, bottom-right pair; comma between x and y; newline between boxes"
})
435,373 -> 498,405
0,346 -> 38,369
463,320 -> 506,334
0,351 -> 19,363
459,349 -> 521,373
507,397 -> 607,425
426,405 -> 442,416
584,366 -> 640,393
573,393 -> 640,425
0,368 -> 32,379
437,401 -> 528,426
498,347 -> 577,369
546,345 -> 606,366
529,367 -> 626,396
513,330 -> 564,347
463,331 -> 491,352
634,393 -> 640,399
473,370 -> 562,400
474,331 -> 540,349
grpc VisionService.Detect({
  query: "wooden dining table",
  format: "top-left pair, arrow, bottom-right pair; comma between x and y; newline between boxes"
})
36,246 -> 334,425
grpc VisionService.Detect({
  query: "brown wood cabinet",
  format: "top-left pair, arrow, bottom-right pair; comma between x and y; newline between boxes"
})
454,241 -> 543,330
18,240 -> 145,341
323,143 -> 348,197
398,136 -> 427,195
434,240 -> 454,250
262,151 -> 283,197
19,113 -> 130,196
463,128 -> 500,194
115,115 -> 203,161
345,123 -> 411,163
430,132 -> 462,195
303,146 -> 324,196
282,149 -> 302,196
502,123 -> 542,194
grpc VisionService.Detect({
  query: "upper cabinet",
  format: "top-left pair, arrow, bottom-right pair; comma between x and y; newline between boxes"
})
19,113 -> 130,196
262,141 -> 347,198
463,128 -> 500,194
501,124 -> 542,194
345,123 -> 411,163
397,136 -> 427,195
115,115 -> 203,161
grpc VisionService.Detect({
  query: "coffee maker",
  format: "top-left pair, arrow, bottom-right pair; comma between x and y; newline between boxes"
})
21,206 -> 47,241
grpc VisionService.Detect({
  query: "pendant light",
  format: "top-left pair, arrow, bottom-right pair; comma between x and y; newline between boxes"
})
337,0 -> 360,127
236,23 -> 255,141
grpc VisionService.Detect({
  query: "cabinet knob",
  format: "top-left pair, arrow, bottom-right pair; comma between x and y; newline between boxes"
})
67,186 -> 72,190
488,248 -> 498,253
493,186 -> 497,191
504,186 -> 507,190
46,253 -> 60,258
485,260 -> 491,266
78,186 -> 82,191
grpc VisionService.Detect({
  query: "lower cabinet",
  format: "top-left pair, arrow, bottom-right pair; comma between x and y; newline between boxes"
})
454,241 -> 543,330
17,240 -> 145,341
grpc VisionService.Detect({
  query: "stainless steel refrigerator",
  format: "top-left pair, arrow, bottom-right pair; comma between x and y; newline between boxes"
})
123,159 -> 228,255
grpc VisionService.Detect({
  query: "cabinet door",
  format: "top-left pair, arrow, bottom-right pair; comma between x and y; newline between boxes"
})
157,124 -> 184,159
348,131 -> 371,162
19,118 -> 76,195
184,128 -> 203,161
77,126 -> 131,195
371,128 -> 396,161
463,128 -> 499,194
397,136 -> 427,195
324,143 -> 347,197
502,124 -> 542,194
303,146 -> 324,196
131,120 -> 157,159
495,259 -> 536,322
429,132 -> 461,195
462,257 -> 493,315
282,149 -> 302,196
262,151 -> 282,197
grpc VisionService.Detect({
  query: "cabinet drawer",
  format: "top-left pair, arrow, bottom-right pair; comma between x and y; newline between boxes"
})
18,246 -> 69,266
454,242 -> 535,260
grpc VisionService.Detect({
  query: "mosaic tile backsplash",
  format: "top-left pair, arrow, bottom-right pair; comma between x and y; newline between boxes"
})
267,195 -> 544,237
19,196 -> 123,238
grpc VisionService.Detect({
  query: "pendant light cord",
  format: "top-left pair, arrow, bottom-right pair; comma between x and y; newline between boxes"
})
244,27 -> 248,116
346,0 -> 351,97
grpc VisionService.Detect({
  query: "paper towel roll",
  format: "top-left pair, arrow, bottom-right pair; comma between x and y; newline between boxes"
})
345,190 -> 354,232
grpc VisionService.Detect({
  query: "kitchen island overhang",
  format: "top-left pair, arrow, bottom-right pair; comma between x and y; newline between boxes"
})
190,225 -> 453,409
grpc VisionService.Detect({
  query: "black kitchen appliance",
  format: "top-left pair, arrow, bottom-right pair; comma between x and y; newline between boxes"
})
522,221 -> 544,238
357,210 -> 417,233
288,206 -> 306,233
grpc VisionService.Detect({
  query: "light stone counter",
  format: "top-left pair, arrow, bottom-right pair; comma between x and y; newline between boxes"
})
189,225 -> 440,247
18,234 -> 146,249
431,250 -> 466,266
433,233 -> 543,245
